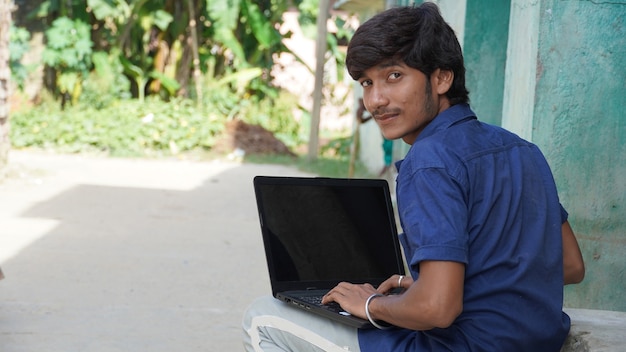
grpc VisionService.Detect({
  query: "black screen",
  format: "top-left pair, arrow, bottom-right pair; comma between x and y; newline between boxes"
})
255,178 -> 401,283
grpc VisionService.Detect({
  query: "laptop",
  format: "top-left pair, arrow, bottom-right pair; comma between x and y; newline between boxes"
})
253,176 -> 406,329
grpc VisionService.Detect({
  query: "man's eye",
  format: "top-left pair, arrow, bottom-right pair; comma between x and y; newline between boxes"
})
361,80 -> 372,87
389,72 -> 401,80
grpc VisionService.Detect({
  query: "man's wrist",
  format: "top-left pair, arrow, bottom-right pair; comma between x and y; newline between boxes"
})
365,293 -> 391,330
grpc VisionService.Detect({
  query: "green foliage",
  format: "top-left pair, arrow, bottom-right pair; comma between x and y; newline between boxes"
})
320,136 -> 352,158
87,0 -> 176,101
9,25 -> 32,90
12,0 -> 353,165
42,17 -> 92,71
86,50 -> 132,106
23,0 -> 349,105
207,0 -> 245,61
29,0 -> 92,21
241,90 -> 306,148
205,0 -> 293,99
10,96 -> 224,157
10,83 -> 306,157
200,60 -> 264,117
296,0 -> 354,83
87,0 -> 126,20
42,17 -> 93,105
296,0 -> 318,32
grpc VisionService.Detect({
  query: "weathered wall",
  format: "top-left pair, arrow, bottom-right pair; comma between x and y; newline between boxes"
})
355,0 -> 626,311
463,0 -> 510,126
532,0 -> 626,311
465,0 -> 625,311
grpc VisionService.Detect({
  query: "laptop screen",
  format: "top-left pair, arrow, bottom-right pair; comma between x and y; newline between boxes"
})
254,176 -> 405,292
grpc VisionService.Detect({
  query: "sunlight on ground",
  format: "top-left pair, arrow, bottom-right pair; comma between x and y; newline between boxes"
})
0,219 -> 59,264
0,151 -> 243,266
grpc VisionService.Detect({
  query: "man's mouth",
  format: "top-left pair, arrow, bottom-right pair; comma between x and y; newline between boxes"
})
372,108 -> 400,123
375,112 -> 398,123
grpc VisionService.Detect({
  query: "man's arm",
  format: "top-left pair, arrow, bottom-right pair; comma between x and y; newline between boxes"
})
562,221 -> 585,285
374,261 -> 464,330
323,260 -> 464,331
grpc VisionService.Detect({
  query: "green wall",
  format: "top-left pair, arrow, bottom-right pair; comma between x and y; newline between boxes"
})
466,0 -> 625,311
378,0 -> 625,311
532,1 -> 626,311
463,0 -> 511,126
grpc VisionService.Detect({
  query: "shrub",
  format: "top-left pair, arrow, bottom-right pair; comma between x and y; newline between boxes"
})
10,90 -> 305,157
10,96 -> 224,157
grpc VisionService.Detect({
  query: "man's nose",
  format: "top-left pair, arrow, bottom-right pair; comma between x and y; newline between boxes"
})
367,87 -> 389,112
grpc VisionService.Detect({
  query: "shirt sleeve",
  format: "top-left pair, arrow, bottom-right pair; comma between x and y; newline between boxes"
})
560,203 -> 569,223
397,166 -> 469,272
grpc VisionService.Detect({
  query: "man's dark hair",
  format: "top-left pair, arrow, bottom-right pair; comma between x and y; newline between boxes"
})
346,3 -> 469,105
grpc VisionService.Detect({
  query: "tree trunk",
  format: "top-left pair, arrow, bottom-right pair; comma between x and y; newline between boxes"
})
0,0 -> 12,179
186,0 -> 202,106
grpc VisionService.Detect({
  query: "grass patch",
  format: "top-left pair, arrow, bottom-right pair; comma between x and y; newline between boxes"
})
244,153 -> 374,179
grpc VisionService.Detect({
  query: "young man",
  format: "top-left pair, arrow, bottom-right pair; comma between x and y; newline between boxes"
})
243,3 -> 584,351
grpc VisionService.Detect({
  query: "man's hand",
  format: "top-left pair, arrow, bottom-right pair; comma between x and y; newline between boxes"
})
321,274 -> 412,320
321,282 -> 379,320
324,261 -> 464,330
377,274 -> 414,294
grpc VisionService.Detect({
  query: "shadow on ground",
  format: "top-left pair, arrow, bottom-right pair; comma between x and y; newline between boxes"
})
0,152 -> 311,351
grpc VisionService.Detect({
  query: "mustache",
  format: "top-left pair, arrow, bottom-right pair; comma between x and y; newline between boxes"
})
371,108 -> 401,117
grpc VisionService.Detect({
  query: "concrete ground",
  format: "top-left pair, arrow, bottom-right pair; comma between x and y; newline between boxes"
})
0,150 -> 312,351
2,151 -> 625,352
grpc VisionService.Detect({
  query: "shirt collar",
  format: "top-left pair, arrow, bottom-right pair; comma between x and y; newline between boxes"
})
417,103 -> 476,142
395,103 -> 476,172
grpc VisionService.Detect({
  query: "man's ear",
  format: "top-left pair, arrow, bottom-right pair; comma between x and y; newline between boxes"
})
432,69 -> 454,95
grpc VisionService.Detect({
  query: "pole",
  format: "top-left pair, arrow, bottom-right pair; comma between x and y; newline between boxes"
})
307,0 -> 330,161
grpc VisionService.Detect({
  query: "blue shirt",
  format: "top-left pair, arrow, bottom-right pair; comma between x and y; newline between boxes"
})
358,104 -> 570,351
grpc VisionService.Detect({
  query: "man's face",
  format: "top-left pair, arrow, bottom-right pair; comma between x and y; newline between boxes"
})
359,61 -> 448,145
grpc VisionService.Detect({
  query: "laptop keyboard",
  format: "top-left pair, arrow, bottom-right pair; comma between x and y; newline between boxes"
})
297,295 -> 344,312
